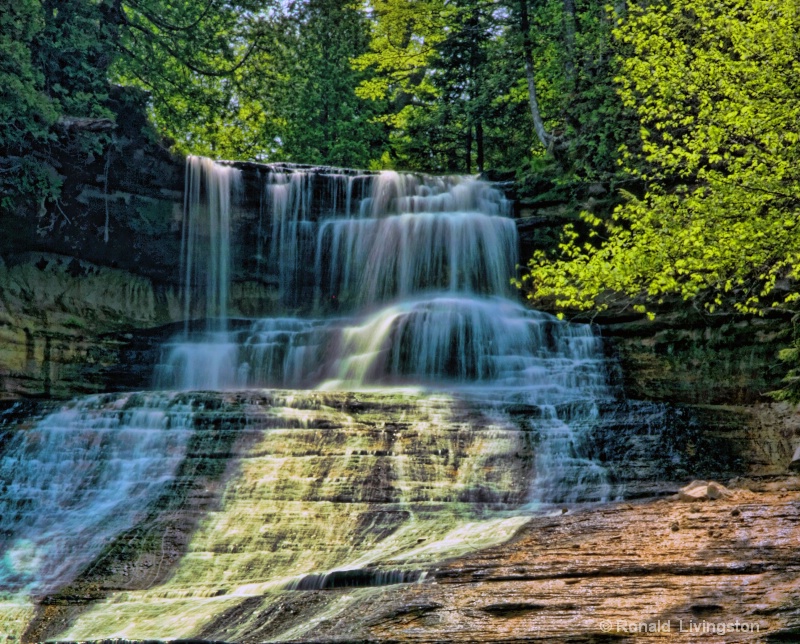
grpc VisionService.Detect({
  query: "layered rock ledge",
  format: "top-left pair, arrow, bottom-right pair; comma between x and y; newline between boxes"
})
280,478 -> 800,643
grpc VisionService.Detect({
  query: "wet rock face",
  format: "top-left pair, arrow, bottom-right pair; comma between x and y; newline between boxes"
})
601,312 -> 788,406
592,400 -> 800,496
0,251 -> 289,400
8,391 -> 535,643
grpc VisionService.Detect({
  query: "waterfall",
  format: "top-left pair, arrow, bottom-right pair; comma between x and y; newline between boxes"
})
0,158 -> 624,640
261,167 -> 372,302
0,393 -> 193,593
158,158 -> 614,504
316,212 -> 518,304
181,155 -> 242,330
321,295 -> 606,392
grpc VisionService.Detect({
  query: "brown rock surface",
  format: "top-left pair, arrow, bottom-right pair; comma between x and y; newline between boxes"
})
275,480 -> 800,643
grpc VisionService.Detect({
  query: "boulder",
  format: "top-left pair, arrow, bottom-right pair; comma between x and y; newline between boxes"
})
678,480 -> 734,501
789,445 -> 800,471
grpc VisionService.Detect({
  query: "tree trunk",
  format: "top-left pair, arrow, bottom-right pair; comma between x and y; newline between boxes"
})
562,0 -> 577,85
476,121 -> 484,173
518,0 -> 551,150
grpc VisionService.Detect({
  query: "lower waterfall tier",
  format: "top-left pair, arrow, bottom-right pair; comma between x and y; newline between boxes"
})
155,295 -> 609,397
1,390 -> 543,642
0,390 -> 776,643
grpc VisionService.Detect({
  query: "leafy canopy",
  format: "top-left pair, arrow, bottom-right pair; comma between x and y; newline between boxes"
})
518,0 -> 800,316
0,0 -> 116,213
112,0 -> 275,158
272,0 -> 387,167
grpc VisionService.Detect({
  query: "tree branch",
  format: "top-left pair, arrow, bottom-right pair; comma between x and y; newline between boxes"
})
124,0 -> 218,33
121,16 -> 263,78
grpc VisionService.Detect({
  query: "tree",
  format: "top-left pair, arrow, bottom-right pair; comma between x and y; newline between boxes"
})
1,0 -> 116,215
111,0 -> 278,158
0,0 -> 53,212
353,0 -> 451,169
430,0 -> 494,173
1,0 -> 278,215
516,0 -> 551,150
518,0 -> 800,316
274,0 -> 387,168
353,0 -> 537,173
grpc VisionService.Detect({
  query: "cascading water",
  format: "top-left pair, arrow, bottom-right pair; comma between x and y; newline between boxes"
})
181,155 -> 242,329
157,159 -> 614,504
0,393 -> 193,594
0,157 -> 620,643
316,213 -> 518,304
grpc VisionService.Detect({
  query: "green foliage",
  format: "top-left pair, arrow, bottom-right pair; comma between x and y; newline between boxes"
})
353,0 -> 448,109
1,0 -> 640,181
350,0 -> 637,177
35,0 -> 115,120
0,0 -> 114,215
519,0 -> 800,317
111,0 -> 387,165
0,0 -> 53,214
559,0 -> 640,180
273,0 -> 387,167
508,0 -> 640,193
352,0 -> 453,170
0,0 -> 54,151
112,0 -> 276,159
354,0 -> 536,172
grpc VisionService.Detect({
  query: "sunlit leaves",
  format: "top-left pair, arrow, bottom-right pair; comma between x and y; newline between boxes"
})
113,0 -> 278,158
520,0 -> 800,316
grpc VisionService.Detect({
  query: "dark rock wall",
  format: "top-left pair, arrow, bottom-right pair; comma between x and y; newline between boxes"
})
601,312 -> 788,406
1,87 -> 186,284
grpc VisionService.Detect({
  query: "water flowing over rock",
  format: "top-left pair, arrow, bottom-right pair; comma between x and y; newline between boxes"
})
181,156 -> 242,329
0,393 -> 193,594
154,158 -> 615,507
7,157 -> 791,644
316,212 -> 518,303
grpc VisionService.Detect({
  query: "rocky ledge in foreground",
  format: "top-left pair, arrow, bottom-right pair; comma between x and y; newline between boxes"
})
221,478 -> 798,643
29,478 -> 800,642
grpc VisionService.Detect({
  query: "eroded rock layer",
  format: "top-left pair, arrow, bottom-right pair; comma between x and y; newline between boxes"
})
4,391 -> 534,643
281,481 -> 800,643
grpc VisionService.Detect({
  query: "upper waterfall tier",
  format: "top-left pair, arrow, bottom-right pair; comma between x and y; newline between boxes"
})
230,162 -> 511,218
182,158 -> 514,315
182,156 -> 242,328
316,212 -> 518,303
171,157 -> 609,403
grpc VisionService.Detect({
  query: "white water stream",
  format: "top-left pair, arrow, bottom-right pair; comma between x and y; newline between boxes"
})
0,157 -> 618,642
